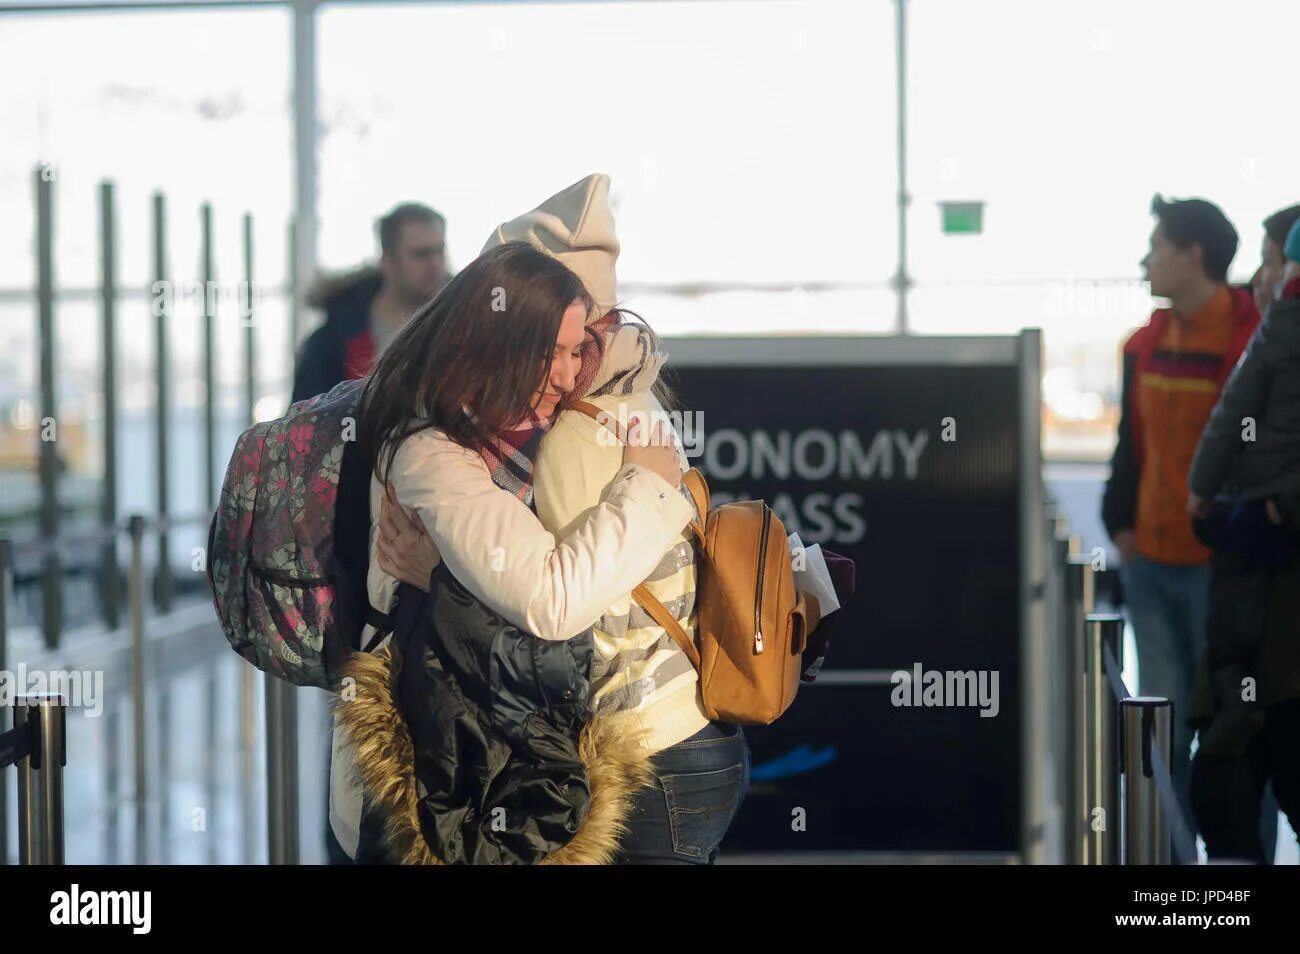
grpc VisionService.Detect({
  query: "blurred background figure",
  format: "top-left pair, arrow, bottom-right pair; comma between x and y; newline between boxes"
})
292,202 -> 450,403
1102,195 -> 1259,835
1186,211 -> 1300,863
1251,206 -> 1300,317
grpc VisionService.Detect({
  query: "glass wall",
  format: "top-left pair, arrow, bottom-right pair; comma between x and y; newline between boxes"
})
0,7 -> 292,619
317,0 -> 899,335
907,0 -> 1299,457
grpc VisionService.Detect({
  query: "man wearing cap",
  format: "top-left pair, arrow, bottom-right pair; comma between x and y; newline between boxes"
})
1101,195 -> 1261,831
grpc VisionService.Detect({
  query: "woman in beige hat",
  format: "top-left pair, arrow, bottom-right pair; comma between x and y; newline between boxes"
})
372,175 -> 751,864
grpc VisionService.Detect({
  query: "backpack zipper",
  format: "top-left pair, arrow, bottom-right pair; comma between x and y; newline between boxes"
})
754,504 -> 771,654
249,563 -> 333,587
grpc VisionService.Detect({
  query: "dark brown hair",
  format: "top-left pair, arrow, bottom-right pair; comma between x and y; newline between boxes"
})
359,241 -> 593,484
1150,194 -> 1238,283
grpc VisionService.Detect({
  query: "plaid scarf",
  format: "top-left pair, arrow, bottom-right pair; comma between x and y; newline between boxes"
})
472,407 -> 553,508
472,313 -> 619,509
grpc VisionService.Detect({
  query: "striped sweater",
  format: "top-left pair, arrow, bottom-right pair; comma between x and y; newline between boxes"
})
533,390 -> 711,752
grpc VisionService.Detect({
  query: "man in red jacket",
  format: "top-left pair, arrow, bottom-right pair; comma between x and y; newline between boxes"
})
1101,195 -> 1260,830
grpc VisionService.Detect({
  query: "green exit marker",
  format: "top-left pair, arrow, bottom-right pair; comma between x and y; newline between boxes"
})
941,201 -> 984,235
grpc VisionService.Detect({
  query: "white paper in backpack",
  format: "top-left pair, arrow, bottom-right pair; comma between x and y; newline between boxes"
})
786,533 -> 840,614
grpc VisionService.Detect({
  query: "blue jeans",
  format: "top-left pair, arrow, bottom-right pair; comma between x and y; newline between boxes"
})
1120,556 -> 1209,833
614,721 -> 751,864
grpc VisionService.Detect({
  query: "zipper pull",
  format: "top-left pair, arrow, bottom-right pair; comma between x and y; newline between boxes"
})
754,629 -> 764,654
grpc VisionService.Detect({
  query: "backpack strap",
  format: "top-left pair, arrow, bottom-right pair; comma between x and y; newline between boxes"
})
681,469 -> 709,535
631,584 -> 701,672
361,606 -> 393,653
568,399 -> 706,671
568,399 -> 706,540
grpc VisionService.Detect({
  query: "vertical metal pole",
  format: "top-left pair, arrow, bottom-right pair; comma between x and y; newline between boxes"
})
1065,556 -> 1095,865
1050,521 -> 1071,863
261,0 -> 316,865
152,193 -> 172,612
202,203 -> 217,510
100,181 -> 121,631
35,165 -> 61,650
0,538 -> 10,864
104,692 -> 120,863
204,666 -> 219,863
892,0 -> 911,334
288,217 -> 300,371
241,211 -> 261,860
1122,697 -> 1172,865
266,675 -> 299,865
241,667 -> 256,863
158,678 -> 171,864
1085,613 -> 1124,864
1018,330 -> 1047,863
127,514 -> 147,863
258,214 -> 300,866
293,0 -> 319,339
244,213 -> 256,425
15,694 -> 66,865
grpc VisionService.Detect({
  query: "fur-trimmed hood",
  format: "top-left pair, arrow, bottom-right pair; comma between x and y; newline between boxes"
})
306,264 -> 382,312
332,641 -> 656,865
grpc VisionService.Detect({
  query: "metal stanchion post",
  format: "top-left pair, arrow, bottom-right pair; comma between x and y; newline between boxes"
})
0,538 -> 10,864
1065,556 -> 1096,865
1048,516 -> 1072,863
265,674 -> 299,865
16,694 -> 66,865
152,193 -> 173,613
1122,697 -> 1172,865
36,166 -> 62,650
127,514 -> 147,862
241,665 -> 255,863
1084,613 -> 1124,864
99,181 -> 121,631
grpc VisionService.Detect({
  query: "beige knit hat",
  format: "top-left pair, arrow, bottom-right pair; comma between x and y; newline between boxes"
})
480,173 -> 620,314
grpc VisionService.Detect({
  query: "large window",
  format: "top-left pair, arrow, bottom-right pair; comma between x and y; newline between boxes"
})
317,0 -> 898,335
0,8 -> 292,544
907,0 -> 1299,457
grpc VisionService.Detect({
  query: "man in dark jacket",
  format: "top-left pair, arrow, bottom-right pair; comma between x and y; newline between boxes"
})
291,203 -> 450,403
1101,195 -> 1260,831
1184,211 -> 1300,862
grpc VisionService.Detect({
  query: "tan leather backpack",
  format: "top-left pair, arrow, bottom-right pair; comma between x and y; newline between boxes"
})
572,401 -> 816,725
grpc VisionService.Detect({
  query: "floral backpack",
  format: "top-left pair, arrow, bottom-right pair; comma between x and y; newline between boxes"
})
207,378 -> 385,690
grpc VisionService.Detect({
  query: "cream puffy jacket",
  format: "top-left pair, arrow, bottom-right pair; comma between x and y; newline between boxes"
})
534,390 -> 710,752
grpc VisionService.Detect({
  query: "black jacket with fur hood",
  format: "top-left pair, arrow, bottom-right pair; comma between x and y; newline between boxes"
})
334,565 -> 655,865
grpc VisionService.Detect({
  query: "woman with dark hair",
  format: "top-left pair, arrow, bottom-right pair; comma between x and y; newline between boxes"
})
367,174 -> 758,865
328,238 -> 696,864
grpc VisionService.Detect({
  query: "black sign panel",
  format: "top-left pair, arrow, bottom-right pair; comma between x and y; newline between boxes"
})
665,359 -> 1023,854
